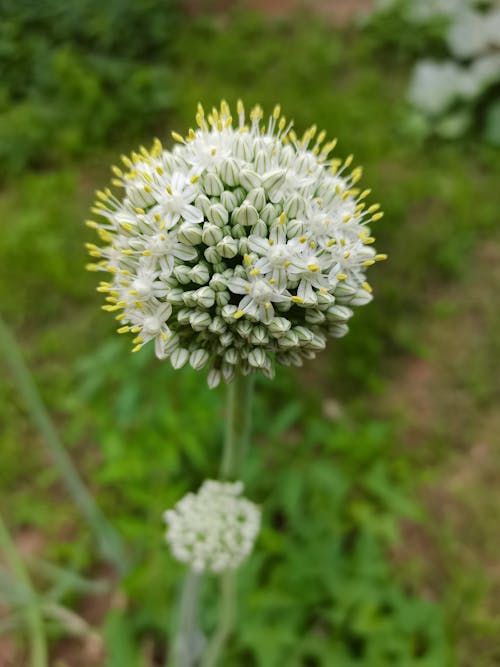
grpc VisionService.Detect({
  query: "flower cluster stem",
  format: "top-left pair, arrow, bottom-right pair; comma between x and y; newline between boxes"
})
202,373 -> 255,665
172,571 -> 203,667
200,570 -> 235,667
220,373 -> 255,480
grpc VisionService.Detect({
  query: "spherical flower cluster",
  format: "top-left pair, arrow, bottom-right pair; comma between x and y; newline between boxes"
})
86,101 -> 385,386
163,480 -> 260,573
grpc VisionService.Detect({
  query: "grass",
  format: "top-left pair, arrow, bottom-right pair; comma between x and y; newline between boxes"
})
1,9 -> 499,666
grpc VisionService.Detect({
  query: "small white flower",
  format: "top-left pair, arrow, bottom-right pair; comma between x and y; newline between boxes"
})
87,101 -> 385,384
164,480 -> 260,573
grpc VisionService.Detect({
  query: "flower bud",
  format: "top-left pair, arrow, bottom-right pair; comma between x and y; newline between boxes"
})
220,190 -> 239,212
170,347 -> 189,369
189,263 -> 210,285
207,203 -> 229,227
239,169 -> 260,190
248,347 -> 267,368
195,286 -> 215,308
202,223 -> 223,246
268,317 -> 291,336
219,158 -> 240,186
178,222 -> 203,246
202,172 -> 223,196
190,311 -> 212,331
166,287 -> 185,305
328,323 -> 349,338
190,349 -> 210,370
233,203 -> 259,227
305,309 -> 326,324
195,193 -> 211,217
246,187 -> 266,211
217,236 -> 238,258
173,265 -> 192,284
207,368 -> 222,389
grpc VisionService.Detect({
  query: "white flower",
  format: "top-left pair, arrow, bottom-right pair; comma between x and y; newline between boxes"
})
408,60 -> 477,115
447,10 -> 490,59
163,480 -> 260,573
87,101 -> 385,384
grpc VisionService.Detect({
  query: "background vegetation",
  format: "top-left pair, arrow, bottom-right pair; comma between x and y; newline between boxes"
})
1,2 -> 499,665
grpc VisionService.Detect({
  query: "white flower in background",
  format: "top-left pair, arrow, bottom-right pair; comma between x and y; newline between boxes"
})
163,480 -> 260,573
408,60 -> 477,115
447,10 -> 490,59
86,101 -> 385,385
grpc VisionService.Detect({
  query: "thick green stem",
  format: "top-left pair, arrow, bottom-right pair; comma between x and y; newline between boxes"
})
0,513 -> 47,667
200,571 -> 235,667
201,372 -> 255,667
0,315 -> 129,576
220,373 -> 255,480
171,571 -> 202,667
171,373 -> 255,667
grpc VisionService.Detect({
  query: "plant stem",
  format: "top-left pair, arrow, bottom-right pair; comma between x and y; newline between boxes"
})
171,571 -> 203,667
200,571 -> 235,667
201,372 -> 255,667
220,373 -> 255,480
0,315 -> 129,576
0,513 -> 47,667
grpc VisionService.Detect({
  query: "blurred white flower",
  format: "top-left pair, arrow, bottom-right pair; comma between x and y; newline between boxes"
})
447,10 -> 490,59
408,60 -> 477,115
87,101 -> 385,385
164,480 -> 260,573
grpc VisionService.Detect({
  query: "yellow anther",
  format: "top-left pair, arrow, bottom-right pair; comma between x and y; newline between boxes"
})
249,268 -> 261,276
360,189 -> 371,200
375,253 -> 388,261
135,207 -> 145,215
363,259 -> 375,266
362,281 -> 372,293
343,251 -> 350,259
307,263 -> 320,272
291,296 -> 304,304
372,212 -> 384,222
111,166 -> 123,177
131,326 -> 141,333
166,185 -> 173,195
144,185 -> 152,194
234,310 -> 245,319
190,175 -> 200,184
279,212 -> 286,225
273,104 -> 281,119
309,241 -> 316,249
243,254 -> 252,266
210,148 -> 217,156
115,313 -> 126,321
117,326 -> 130,334
344,154 -> 354,168
284,260 -> 291,267
327,239 -> 336,247
237,99 -> 244,115
161,332 -> 169,341
131,345 -> 142,353
298,235 -> 307,243
85,220 -> 98,229
171,131 -> 185,143
337,273 -> 347,281
156,166 -> 164,175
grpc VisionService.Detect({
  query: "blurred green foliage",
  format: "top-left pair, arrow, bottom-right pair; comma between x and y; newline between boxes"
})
0,0 -> 179,177
1,6 -> 499,666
